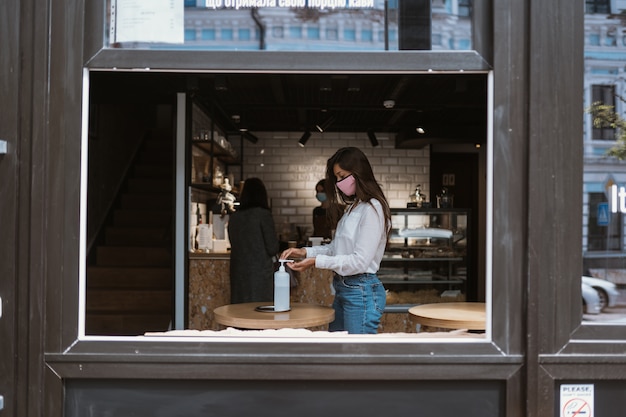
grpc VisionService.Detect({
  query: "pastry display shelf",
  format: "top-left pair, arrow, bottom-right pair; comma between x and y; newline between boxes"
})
381,208 -> 470,313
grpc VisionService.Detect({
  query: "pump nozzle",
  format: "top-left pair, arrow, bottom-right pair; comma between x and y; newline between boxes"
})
278,259 -> 294,271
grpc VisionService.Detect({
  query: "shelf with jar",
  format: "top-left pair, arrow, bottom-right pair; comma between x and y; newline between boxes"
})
189,100 -> 241,192
190,144 -> 238,190
191,137 -> 239,165
381,208 -> 470,312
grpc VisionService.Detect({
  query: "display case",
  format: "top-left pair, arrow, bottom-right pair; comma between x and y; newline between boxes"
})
381,208 -> 469,312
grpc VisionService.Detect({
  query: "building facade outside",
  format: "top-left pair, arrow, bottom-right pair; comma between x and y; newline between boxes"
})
583,4 -> 626,284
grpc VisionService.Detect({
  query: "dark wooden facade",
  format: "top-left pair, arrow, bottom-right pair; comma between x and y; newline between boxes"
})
2,0 -> 626,416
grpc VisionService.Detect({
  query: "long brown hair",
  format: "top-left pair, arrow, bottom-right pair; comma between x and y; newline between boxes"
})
324,147 -> 391,234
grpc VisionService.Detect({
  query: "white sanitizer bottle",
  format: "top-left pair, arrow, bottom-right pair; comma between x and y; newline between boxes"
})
274,260 -> 293,312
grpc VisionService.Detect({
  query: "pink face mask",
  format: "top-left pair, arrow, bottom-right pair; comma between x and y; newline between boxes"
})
336,174 -> 356,197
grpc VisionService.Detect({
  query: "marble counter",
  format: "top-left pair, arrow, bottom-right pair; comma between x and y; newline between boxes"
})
188,257 -> 231,330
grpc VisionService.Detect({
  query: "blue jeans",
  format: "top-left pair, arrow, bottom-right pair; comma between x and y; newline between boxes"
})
329,273 -> 386,334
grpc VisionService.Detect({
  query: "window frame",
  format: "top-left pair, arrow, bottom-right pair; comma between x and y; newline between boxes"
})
59,0 -> 509,353
78,56 -> 495,343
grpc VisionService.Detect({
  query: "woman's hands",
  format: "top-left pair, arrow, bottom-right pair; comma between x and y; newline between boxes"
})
279,247 -> 314,272
280,247 -> 306,259
286,257 -> 315,272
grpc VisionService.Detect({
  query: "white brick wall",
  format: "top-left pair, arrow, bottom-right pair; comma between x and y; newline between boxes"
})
239,131 -> 430,241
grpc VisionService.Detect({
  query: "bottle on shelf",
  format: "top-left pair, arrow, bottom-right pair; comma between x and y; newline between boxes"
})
407,184 -> 425,208
191,203 -> 202,252
196,202 -> 203,225
437,187 -> 454,208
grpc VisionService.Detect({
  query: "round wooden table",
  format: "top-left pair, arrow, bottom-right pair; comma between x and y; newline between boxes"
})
408,302 -> 486,331
214,302 -> 335,330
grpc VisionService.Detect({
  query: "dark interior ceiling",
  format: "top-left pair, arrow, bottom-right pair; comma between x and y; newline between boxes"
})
91,71 -> 488,148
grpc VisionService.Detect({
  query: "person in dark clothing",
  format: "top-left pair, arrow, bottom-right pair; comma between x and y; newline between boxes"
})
227,177 -> 280,304
312,179 -> 343,239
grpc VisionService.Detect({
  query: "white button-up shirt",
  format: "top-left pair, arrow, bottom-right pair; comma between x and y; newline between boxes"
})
305,198 -> 387,276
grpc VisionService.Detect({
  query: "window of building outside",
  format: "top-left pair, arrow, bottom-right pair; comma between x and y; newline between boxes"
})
458,0 -> 471,17
592,84 -> 617,140
587,192 -> 622,251
586,0 -> 611,14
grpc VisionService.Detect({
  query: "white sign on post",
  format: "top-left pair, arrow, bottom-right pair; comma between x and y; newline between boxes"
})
560,384 -> 594,417
110,0 -> 184,44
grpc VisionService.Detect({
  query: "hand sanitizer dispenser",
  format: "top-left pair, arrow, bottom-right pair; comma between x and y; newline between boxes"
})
274,260 -> 294,312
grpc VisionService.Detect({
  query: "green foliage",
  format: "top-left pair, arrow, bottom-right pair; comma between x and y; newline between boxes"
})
586,101 -> 626,159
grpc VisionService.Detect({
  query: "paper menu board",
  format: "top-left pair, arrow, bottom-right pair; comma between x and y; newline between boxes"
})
110,0 -> 184,44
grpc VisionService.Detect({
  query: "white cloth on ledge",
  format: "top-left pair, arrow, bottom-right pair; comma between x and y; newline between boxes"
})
144,328 -> 484,338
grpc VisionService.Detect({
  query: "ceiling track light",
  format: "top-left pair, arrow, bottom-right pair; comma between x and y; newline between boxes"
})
415,109 -> 425,134
298,131 -> 311,147
367,129 -> 379,147
315,114 -> 336,133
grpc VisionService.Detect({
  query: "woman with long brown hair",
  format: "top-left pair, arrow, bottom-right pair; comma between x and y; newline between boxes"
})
281,147 -> 391,334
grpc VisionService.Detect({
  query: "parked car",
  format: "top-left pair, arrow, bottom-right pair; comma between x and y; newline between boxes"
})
582,276 -> 620,311
582,282 -> 602,315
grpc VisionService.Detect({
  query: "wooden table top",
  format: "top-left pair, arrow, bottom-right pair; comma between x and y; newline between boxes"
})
408,302 -> 486,330
214,302 -> 335,330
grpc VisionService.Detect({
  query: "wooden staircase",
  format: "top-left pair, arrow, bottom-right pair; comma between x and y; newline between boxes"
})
86,132 -> 174,336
